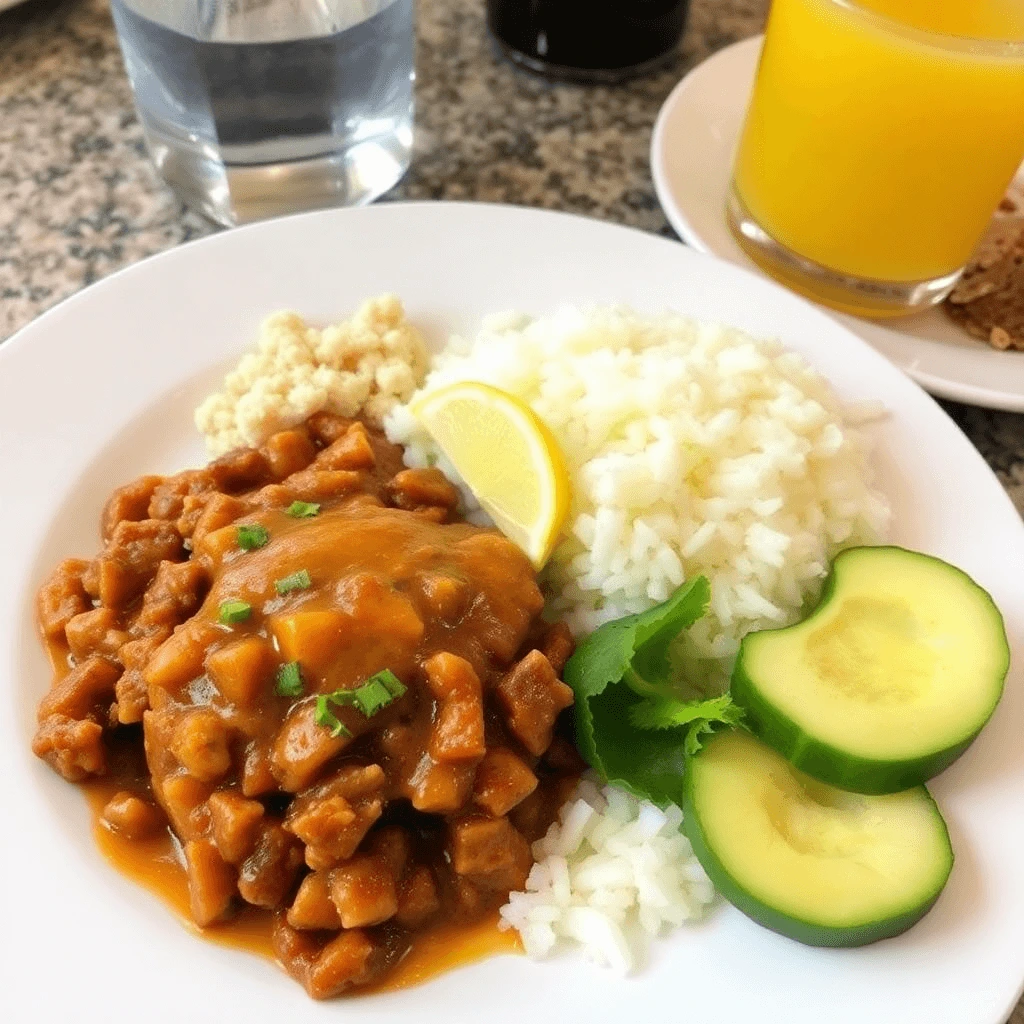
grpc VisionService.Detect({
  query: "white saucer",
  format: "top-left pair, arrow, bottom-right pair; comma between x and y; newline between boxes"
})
651,35 -> 1024,413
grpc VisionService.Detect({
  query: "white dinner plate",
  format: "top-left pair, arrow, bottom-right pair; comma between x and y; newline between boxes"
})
2,202 -> 1024,1024
651,35 -> 1024,413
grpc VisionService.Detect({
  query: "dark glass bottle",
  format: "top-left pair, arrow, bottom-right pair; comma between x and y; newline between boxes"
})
486,0 -> 690,83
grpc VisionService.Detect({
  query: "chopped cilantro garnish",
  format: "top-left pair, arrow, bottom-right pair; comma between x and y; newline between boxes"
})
236,524 -> 270,550
218,599 -> 252,625
314,695 -> 351,738
275,569 -> 312,594
287,501 -> 320,518
275,661 -> 304,698
314,670 -> 407,737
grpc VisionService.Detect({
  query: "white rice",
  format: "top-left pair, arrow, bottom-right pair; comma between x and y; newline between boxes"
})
385,305 -> 890,690
498,778 -> 716,973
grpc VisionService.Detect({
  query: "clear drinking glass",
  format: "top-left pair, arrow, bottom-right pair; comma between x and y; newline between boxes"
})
111,0 -> 415,226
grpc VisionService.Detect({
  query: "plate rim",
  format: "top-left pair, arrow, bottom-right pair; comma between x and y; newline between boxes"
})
3,199 -> 1024,1024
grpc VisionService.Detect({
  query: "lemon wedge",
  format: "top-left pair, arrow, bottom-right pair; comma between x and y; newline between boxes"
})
410,382 -> 571,568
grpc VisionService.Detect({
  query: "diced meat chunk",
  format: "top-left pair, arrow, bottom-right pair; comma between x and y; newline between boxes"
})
406,753 -> 476,814
100,792 -> 166,840
396,866 -> 440,928
417,573 -> 470,622
494,649 -> 574,756
114,631 -> 170,724
285,764 -> 385,869
281,468 -> 362,502
37,558 -> 91,639
208,789 -> 265,864
101,475 -> 164,540
148,469 -> 216,521
510,775 -> 579,843
263,429 -> 317,479
31,714 -> 105,781
158,771 -> 214,839
543,735 -> 588,776
205,637 -> 276,707
541,621 -> 575,675
329,854 -> 398,928
448,815 -> 531,893
287,871 -> 342,930
144,620 -> 222,695
472,748 -> 538,817
65,607 -> 126,662
305,412 -> 352,446
387,467 -> 460,513
170,709 -> 232,783
307,929 -> 386,999
314,422 -> 376,471
241,739 -> 278,797
271,701 -> 353,793
183,838 -> 236,926
237,821 -> 303,908
422,652 -> 485,763
37,656 -> 121,723
135,560 -> 208,634
187,493 -> 246,544
208,447 -> 272,493
88,519 -> 185,609
365,826 -> 411,879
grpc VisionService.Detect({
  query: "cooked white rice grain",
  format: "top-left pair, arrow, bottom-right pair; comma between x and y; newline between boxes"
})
385,305 -> 890,689
498,780 -> 715,973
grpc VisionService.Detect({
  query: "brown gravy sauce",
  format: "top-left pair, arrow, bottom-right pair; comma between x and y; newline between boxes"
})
82,778 -> 521,993
51,633 -> 522,997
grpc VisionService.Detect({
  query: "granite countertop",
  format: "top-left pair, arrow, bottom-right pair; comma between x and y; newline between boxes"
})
2,0 -> 1023,514
1,1 -> 1024,1010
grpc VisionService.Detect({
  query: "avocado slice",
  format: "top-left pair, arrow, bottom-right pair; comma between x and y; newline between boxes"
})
683,729 -> 954,947
731,546 -> 1008,794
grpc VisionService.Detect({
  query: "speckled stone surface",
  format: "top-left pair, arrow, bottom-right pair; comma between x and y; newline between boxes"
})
2,0 -> 1023,515
2,0 -> 1024,1014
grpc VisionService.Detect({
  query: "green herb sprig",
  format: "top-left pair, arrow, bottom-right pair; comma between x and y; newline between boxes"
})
314,670 -> 407,739
236,524 -> 270,551
275,661 -> 304,698
287,501 -> 320,518
564,577 -> 742,807
275,569 -> 311,594
218,600 -> 252,625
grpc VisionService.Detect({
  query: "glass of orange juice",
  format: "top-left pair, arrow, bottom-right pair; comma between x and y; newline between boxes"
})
729,0 -> 1024,318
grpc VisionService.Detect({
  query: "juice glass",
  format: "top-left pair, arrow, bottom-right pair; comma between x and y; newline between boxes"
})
728,0 -> 1024,317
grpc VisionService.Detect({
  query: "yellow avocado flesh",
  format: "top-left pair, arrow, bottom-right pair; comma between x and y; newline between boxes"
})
690,731 -> 951,928
741,548 -> 1006,761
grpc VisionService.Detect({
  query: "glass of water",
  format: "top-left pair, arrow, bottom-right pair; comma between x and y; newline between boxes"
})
111,0 -> 415,226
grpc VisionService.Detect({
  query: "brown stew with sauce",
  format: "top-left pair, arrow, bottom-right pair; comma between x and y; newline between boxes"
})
32,414 -> 581,998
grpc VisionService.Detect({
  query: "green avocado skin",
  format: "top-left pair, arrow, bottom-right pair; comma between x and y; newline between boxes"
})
681,765 -> 954,948
730,546 -> 1009,796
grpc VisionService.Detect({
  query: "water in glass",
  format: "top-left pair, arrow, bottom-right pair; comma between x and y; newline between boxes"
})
111,0 -> 415,226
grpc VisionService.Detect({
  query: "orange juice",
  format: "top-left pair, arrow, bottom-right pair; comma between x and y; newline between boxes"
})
732,0 -> 1024,295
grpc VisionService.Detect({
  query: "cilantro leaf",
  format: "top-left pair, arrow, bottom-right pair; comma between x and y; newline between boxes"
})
629,693 -> 744,755
564,577 -> 715,807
